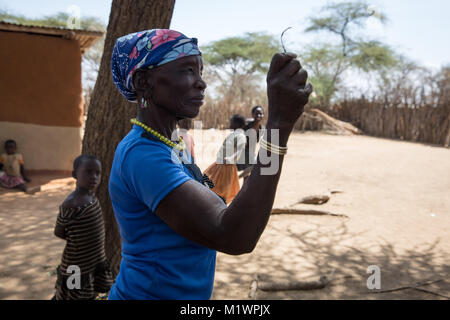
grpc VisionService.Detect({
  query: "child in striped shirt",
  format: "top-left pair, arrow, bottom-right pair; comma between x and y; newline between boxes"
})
52,155 -> 113,300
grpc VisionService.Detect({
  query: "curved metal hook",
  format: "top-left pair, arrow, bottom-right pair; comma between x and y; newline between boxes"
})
280,27 -> 293,53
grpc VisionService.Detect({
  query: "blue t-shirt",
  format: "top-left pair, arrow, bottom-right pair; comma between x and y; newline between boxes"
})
108,125 -> 217,300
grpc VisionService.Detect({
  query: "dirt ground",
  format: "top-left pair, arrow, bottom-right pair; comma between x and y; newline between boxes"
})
0,131 -> 449,300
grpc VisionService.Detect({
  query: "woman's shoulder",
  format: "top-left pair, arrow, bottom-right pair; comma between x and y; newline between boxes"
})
130,135 -> 182,167
113,130 -> 173,173
121,129 -> 171,156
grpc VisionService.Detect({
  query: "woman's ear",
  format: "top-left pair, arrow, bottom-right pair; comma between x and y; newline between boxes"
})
132,69 -> 155,99
132,69 -> 147,93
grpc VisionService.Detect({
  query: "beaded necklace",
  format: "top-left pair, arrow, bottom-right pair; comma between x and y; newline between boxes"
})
131,118 -> 186,151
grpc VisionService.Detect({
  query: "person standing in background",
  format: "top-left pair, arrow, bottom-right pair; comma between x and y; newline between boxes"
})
237,106 -> 265,182
204,114 -> 247,204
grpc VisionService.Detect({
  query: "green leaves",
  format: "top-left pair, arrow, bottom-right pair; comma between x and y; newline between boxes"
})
0,10 -> 105,32
305,17 -> 342,34
349,41 -> 398,72
301,1 -> 396,105
201,32 -> 280,74
301,44 -> 345,106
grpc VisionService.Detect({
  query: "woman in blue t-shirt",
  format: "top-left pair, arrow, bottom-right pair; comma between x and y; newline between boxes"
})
108,29 -> 313,300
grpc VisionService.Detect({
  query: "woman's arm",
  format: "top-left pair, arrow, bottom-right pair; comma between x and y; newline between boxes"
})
155,53 -> 311,255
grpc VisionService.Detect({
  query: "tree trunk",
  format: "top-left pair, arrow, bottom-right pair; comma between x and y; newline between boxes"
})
82,0 -> 176,277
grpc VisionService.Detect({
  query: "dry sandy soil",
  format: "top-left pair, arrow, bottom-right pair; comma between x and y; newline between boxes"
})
0,130 -> 449,300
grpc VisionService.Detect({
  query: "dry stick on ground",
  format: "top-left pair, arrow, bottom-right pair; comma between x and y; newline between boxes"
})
291,190 -> 343,206
272,191 -> 348,217
296,194 -> 330,205
412,287 -> 450,299
271,208 -> 349,218
366,279 -> 449,299
248,274 -> 259,299
413,288 -> 450,300
249,270 -> 335,299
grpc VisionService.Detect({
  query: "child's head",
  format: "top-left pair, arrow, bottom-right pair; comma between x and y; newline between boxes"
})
72,155 -> 102,191
178,118 -> 192,130
229,114 -> 246,130
4,140 -> 17,155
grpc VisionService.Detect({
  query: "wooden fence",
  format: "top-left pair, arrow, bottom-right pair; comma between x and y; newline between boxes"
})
322,99 -> 450,147
197,97 -> 450,147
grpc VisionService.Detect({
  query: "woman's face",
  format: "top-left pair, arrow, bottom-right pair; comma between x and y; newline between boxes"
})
253,108 -> 264,122
149,55 -> 207,119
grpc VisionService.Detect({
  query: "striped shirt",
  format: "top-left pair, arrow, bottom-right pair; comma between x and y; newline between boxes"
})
54,197 -> 113,300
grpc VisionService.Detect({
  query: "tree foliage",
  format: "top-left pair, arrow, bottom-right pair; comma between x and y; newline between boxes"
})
202,32 -> 279,75
305,1 -> 386,56
200,32 -> 279,108
349,40 -> 398,72
302,1 -> 397,106
0,10 -> 105,31
301,44 -> 345,106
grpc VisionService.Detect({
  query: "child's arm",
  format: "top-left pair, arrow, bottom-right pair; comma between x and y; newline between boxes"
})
16,154 -> 31,182
20,165 -> 31,182
54,206 -> 71,240
54,195 -> 86,239
54,221 -> 66,239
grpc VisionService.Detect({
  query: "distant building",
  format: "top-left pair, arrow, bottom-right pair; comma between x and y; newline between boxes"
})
0,22 -> 103,172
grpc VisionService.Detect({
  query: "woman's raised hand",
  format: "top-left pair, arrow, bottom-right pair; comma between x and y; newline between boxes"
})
266,53 -> 313,131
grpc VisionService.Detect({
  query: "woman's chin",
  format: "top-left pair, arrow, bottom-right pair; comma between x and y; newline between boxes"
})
181,105 -> 201,118
172,97 -> 204,118
190,108 -> 201,118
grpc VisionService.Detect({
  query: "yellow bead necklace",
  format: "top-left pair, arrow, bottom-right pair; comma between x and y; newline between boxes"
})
131,118 -> 186,151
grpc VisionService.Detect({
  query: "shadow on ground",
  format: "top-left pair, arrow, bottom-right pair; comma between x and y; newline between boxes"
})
0,185 -> 70,299
211,215 -> 449,300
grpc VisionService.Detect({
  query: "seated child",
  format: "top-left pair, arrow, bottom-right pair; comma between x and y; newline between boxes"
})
53,155 -> 113,300
0,139 -> 38,194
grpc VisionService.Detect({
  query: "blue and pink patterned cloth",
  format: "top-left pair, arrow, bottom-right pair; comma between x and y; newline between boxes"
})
111,29 -> 201,102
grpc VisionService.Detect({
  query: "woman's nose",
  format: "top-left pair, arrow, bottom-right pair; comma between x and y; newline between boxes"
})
196,76 -> 207,91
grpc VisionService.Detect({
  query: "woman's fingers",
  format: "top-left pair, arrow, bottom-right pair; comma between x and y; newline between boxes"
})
298,83 -> 314,97
291,68 -> 308,86
280,59 -> 302,77
267,53 -> 297,80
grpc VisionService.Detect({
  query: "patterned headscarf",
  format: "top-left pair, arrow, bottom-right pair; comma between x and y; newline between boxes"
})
111,29 -> 201,102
